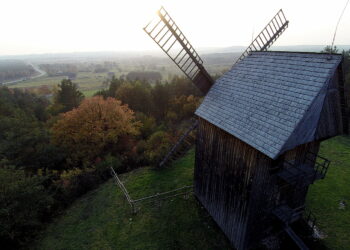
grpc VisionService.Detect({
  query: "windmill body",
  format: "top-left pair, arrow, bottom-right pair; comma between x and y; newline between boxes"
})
195,51 -> 347,249
144,7 -> 348,249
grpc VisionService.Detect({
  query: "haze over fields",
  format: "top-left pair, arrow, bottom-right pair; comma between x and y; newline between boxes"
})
0,0 -> 350,56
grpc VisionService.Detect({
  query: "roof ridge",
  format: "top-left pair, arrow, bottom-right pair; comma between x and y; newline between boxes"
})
251,51 -> 343,56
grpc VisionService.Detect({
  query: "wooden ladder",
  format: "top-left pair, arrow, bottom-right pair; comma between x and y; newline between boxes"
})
158,120 -> 198,168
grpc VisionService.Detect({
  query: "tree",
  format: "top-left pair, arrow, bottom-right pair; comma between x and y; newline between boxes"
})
51,96 -> 140,167
94,76 -> 124,99
321,45 -> 339,54
144,131 -> 171,165
116,81 -> 153,115
151,82 -> 170,120
0,168 -> 54,248
52,79 -> 84,113
108,76 -> 123,97
135,112 -> 157,139
0,87 -> 58,174
166,95 -> 201,123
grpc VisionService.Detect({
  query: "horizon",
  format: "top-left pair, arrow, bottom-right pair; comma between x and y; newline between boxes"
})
1,44 -> 350,59
1,0 -> 350,56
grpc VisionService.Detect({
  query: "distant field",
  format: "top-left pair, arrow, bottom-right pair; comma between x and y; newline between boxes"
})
8,71 -> 107,91
6,60 -> 229,94
7,66 -> 169,93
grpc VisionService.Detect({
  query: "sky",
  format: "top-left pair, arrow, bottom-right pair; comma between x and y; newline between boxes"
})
0,0 -> 349,55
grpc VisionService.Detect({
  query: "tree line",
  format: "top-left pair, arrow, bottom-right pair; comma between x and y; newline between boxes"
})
1,46 -> 349,249
0,75 -> 202,249
0,60 -> 36,83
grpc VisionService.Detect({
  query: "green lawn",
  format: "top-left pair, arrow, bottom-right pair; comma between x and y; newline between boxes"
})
82,89 -> 100,97
35,136 -> 350,250
35,149 -> 232,250
306,135 -> 350,250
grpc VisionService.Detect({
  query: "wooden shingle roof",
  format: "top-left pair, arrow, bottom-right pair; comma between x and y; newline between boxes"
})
195,51 -> 342,159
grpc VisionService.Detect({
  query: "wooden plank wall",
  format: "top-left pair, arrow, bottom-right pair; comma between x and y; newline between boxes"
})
316,71 -> 344,139
195,118 -> 322,249
194,118 -> 272,250
244,151 -> 277,246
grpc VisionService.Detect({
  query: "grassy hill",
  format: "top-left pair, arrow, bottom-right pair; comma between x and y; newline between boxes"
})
307,136 -> 350,249
35,136 -> 350,250
35,149 -> 232,250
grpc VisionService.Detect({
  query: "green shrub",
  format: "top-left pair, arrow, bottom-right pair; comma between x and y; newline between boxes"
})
144,131 -> 171,165
0,167 -> 54,249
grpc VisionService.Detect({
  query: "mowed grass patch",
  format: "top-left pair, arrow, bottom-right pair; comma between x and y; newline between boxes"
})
82,89 -> 101,97
35,149 -> 232,250
8,72 -> 107,91
306,135 -> 350,250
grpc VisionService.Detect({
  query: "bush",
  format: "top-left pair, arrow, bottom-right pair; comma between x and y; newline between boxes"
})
0,167 -> 54,249
144,131 -> 171,165
95,155 -> 122,178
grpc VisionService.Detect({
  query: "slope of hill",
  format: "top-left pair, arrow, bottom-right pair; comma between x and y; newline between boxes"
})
35,149 -> 232,250
307,135 -> 350,250
35,136 -> 350,250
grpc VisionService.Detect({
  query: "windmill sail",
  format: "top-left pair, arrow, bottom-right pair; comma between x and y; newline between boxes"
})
235,9 -> 289,64
144,7 -> 214,94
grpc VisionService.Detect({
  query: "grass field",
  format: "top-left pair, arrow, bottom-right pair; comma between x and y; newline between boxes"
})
35,136 -> 350,250
82,89 -> 100,97
306,135 -> 350,250
8,72 -> 107,90
6,63 -> 176,92
35,149 -> 232,250
6,62 -> 224,94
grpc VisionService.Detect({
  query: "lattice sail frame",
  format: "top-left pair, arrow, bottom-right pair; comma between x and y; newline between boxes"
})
235,9 -> 289,64
144,7 -> 214,94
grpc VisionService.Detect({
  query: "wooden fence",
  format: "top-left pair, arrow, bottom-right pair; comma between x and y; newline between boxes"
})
110,167 -> 193,213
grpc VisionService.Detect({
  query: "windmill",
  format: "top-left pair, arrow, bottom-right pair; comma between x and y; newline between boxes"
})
144,7 -> 289,167
143,7 -> 348,250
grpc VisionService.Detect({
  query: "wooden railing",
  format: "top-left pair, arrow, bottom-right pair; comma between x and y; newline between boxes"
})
110,167 -> 193,214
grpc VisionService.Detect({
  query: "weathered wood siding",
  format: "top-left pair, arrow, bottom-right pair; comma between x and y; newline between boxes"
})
195,118 -> 321,249
194,118 -> 272,249
316,70 -> 343,139
243,141 -> 320,245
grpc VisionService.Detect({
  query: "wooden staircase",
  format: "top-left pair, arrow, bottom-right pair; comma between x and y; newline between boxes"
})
158,120 -> 198,168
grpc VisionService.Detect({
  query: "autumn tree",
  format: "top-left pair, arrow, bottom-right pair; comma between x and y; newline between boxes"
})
51,96 -> 140,167
166,95 -> 201,123
144,130 -> 171,165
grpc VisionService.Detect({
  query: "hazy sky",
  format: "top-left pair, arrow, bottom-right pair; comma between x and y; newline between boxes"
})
1,0 -> 349,55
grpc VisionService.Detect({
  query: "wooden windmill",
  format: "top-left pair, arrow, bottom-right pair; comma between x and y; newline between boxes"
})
144,7 -> 289,168
144,7 -> 288,94
144,7 -> 348,250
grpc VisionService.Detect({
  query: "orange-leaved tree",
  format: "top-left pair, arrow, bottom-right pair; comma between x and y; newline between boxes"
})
51,96 -> 140,167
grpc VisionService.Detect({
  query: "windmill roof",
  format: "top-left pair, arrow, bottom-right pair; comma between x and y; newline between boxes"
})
195,51 -> 342,159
